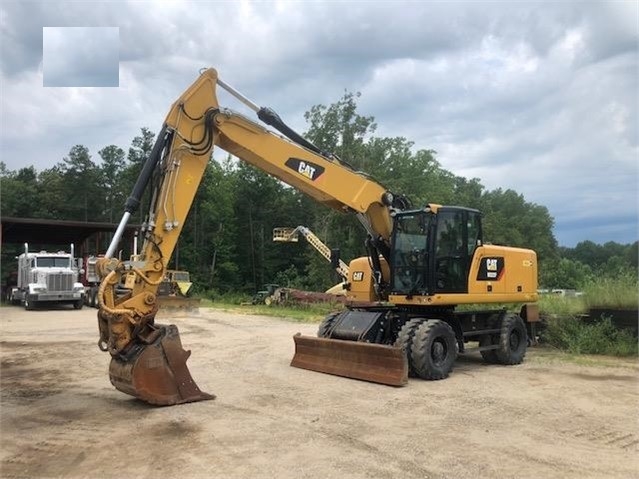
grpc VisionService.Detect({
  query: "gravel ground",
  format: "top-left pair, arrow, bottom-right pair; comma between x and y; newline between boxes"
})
1,305 -> 638,479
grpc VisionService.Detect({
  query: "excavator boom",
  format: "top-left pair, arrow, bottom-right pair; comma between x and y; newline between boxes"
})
97,68 -> 405,405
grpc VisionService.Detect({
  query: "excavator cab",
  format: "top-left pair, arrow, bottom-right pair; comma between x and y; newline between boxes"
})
390,206 -> 482,296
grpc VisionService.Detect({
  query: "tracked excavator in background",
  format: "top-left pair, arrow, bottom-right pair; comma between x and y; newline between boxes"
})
96,68 -> 539,406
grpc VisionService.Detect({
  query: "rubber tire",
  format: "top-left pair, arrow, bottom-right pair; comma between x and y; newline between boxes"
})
73,299 -> 84,310
394,318 -> 426,377
496,314 -> 527,365
24,297 -> 34,311
91,289 -> 98,308
479,313 -> 501,364
479,335 -> 499,364
410,319 -> 457,380
317,312 -> 340,338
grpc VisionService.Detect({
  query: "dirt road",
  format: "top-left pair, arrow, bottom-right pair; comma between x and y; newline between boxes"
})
1,306 -> 637,479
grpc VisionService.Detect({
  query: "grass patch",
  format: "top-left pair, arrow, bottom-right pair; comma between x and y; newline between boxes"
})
528,347 -> 639,369
538,295 -> 586,318
582,274 -> 639,309
541,316 -> 637,357
200,298 -> 342,323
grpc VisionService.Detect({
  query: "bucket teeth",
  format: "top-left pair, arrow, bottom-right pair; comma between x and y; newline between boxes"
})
109,324 -> 215,406
290,334 -> 408,387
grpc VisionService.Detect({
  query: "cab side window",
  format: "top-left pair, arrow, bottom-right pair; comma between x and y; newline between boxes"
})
435,210 -> 467,293
466,212 -> 482,257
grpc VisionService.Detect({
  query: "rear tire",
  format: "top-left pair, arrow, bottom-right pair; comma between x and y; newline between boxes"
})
394,318 -> 425,377
410,319 -> 457,380
479,313 -> 501,364
496,314 -> 527,365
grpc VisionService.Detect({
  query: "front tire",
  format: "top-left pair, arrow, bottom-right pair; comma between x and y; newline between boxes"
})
317,312 -> 340,338
24,297 -> 34,311
73,299 -> 84,310
394,318 -> 425,377
410,319 -> 457,380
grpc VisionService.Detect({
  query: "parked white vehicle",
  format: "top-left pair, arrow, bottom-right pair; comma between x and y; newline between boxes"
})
8,243 -> 85,310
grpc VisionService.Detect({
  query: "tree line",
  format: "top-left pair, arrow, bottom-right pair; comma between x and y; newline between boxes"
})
1,92 -> 636,293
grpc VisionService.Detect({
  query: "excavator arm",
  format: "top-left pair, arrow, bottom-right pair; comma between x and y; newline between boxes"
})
96,68 -> 405,405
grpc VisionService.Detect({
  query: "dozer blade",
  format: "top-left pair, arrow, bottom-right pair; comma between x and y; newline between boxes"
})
291,334 -> 408,386
156,296 -> 201,316
109,324 -> 215,406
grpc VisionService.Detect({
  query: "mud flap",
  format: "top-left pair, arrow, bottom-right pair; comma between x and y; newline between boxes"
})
109,324 -> 215,406
290,334 -> 408,386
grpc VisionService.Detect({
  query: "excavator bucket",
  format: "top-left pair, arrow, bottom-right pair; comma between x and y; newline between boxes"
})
291,334 -> 408,386
109,324 -> 215,406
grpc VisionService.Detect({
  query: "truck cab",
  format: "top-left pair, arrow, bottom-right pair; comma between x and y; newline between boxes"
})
10,244 -> 85,310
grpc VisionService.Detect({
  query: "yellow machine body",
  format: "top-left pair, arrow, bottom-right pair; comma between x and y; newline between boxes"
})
97,68 -> 540,402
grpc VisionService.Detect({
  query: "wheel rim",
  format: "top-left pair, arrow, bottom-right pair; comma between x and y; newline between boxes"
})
509,330 -> 521,350
431,339 -> 447,366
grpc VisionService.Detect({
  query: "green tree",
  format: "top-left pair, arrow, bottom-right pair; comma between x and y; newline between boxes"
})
561,240 -> 638,278
35,166 -> 66,219
229,162 -> 308,292
98,145 -> 126,222
480,188 -> 557,261
0,164 -> 40,218
127,127 -> 156,165
59,145 -> 104,221
539,257 -> 593,289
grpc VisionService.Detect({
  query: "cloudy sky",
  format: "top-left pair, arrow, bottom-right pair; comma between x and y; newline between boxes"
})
1,1 -> 637,246
42,27 -> 119,87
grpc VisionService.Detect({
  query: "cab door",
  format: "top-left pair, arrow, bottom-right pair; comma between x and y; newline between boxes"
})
433,208 -> 482,293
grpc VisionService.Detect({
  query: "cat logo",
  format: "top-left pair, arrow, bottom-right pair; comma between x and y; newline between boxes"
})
298,161 -> 316,179
477,256 -> 504,281
352,271 -> 365,282
285,158 -> 325,181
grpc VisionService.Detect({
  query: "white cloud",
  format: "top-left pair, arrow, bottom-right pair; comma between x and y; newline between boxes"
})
0,0 -> 637,246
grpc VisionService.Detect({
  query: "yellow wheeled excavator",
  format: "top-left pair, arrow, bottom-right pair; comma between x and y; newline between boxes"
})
96,68 -> 539,406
